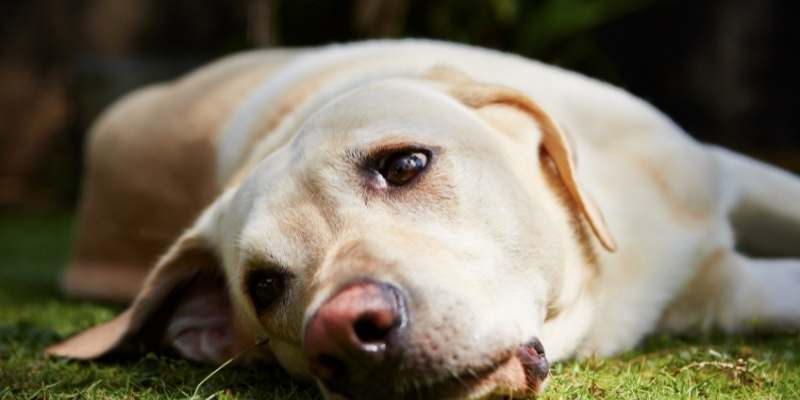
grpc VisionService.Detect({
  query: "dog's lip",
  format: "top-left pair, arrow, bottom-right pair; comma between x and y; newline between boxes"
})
515,338 -> 550,392
321,338 -> 548,399
398,354 -> 513,400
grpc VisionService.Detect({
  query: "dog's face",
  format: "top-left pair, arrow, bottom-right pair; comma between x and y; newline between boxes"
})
225,78 -> 559,398
48,70 -> 615,399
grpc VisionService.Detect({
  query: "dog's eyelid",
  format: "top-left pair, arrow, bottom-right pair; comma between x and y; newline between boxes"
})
238,242 -> 289,271
364,142 -> 435,159
244,256 -> 291,276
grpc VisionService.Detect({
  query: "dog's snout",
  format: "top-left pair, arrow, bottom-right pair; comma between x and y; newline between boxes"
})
518,337 -> 549,386
304,280 -> 407,389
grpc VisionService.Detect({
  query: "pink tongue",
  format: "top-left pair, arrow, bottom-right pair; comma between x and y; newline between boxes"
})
516,340 -> 549,387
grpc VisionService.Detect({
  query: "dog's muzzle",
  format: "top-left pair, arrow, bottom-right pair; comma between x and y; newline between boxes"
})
303,279 -> 549,399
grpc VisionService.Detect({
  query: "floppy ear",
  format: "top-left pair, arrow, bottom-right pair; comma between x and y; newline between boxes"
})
46,198 -> 253,363
427,67 -> 616,251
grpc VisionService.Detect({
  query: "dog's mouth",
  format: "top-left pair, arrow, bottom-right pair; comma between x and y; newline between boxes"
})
321,338 -> 549,400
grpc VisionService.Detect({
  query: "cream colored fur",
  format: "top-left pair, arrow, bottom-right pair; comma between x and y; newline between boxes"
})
48,40 -> 800,399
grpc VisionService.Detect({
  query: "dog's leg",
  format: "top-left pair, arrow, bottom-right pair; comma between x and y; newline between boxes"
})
662,251 -> 800,333
662,148 -> 800,334
716,253 -> 800,332
711,146 -> 800,257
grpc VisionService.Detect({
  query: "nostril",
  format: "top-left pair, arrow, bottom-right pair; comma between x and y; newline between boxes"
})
353,313 -> 393,344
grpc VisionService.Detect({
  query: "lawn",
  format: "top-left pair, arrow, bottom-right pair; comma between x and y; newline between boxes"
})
0,214 -> 798,399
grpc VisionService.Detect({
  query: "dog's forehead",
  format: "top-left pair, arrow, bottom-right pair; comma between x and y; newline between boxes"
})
296,78 -> 492,148
224,78 -> 512,267
233,79 -> 493,199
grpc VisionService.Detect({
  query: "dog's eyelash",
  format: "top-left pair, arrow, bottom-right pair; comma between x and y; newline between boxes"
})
236,236 -> 291,272
349,142 -> 434,169
242,254 -> 291,276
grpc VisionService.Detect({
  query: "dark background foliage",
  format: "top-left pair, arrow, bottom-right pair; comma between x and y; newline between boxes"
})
1,0 -> 797,212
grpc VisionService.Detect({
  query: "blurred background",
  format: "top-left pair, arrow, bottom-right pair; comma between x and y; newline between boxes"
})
1,0 -> 798,213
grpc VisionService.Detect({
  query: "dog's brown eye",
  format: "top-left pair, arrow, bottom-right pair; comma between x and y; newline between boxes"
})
379,151 -> 429,186
247,269 -> 287,312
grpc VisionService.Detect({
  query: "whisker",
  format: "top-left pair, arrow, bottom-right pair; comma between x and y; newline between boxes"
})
450,369 -> 470,390
191,336 -> 270,399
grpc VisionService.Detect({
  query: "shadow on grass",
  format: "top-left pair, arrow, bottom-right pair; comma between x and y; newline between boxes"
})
1,320 -> 319,399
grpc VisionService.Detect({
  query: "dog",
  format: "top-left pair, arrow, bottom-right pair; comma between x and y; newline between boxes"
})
46,40 -> 800,399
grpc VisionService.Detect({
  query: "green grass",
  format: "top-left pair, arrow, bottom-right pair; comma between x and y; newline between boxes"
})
1,214 -> 798,399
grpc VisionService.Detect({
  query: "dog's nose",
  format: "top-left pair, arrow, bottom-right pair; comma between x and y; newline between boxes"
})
304,280 -> 407,388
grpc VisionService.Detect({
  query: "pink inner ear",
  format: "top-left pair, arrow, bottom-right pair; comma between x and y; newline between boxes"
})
163,276 -> 237,363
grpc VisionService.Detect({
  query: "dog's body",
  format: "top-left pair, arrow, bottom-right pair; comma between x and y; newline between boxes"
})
49,40 -> 800,399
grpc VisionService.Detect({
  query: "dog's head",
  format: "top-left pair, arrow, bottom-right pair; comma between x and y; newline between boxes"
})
47,67 -> 615,399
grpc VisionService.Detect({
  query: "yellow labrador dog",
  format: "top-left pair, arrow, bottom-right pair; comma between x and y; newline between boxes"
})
47,40 -> 800,399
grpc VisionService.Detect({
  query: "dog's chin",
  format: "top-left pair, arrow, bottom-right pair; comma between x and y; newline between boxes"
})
320,340 -> 549,400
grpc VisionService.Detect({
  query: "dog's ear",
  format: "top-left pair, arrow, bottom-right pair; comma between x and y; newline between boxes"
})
427,67 -> 616,251
46,196 -> 252,363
